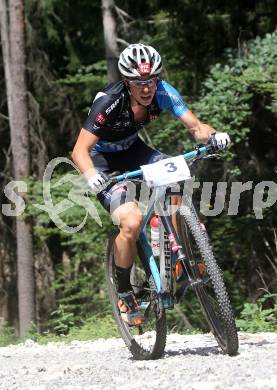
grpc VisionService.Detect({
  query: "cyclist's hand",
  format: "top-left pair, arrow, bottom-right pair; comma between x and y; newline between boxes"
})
88,172 -> 109,193
208,132 -> 231,151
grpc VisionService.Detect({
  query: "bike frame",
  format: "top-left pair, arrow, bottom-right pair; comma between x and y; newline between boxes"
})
111,146 -> 209,309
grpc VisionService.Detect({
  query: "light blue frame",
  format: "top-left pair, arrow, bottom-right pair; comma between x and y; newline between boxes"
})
113,146 -> 209,297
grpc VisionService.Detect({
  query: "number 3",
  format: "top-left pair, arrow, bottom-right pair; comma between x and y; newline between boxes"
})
164,162 -> 177,173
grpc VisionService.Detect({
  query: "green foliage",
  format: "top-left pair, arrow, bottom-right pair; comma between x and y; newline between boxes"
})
65,314 -> 119,341
26,0 -> 104,75
0,323 -> 16,347
49,304 -> 75,334
26,314 -> 119,344
57,61 -> 108,110
152,0 -> 277,95
190,34 -> 277,313
166,297 -> 208,335
236,293 -> 277,332
0,314 -> 119,346
193,33 -> 276,177
25,169 -> 114,330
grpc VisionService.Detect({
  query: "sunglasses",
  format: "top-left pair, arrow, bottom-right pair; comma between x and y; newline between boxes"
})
127,77 -> 157,87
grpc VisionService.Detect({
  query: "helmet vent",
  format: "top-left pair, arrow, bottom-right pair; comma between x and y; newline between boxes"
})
118,43 -> 162,77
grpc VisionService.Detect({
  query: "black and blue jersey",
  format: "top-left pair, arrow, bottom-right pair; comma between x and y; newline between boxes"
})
83,79 -> 188,153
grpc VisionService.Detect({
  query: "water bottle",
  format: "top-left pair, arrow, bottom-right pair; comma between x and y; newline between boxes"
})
150,215 -> 160,256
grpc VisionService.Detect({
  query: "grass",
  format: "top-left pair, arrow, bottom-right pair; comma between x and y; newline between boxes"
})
235,293 -> 277,332
0,315 -> 120,347
36,314 -> 120,344
0,323 -> 16,347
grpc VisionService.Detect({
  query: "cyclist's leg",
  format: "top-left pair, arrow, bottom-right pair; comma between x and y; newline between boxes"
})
97,184 -> 143,294
112,201 -> 143,270
97,184 -> 145,324
111,201 -> 145,325
91,141 -> 161,324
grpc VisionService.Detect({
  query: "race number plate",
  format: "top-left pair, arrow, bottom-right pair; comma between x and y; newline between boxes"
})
141,156 -> 191,187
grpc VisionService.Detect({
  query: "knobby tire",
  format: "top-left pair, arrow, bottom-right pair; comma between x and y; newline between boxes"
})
177,202 -> 239,356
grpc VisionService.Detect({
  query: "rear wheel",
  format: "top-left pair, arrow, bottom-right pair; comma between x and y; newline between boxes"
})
105,233 -> 167,360
176,203 -> 239,356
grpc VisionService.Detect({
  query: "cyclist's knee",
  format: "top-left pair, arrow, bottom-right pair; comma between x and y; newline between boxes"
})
171,195 -> 182,205
112,203 -> 143,240
121,219 -> 142,240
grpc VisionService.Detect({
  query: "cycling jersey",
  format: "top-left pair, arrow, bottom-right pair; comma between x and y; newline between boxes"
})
83,80 -> 188,153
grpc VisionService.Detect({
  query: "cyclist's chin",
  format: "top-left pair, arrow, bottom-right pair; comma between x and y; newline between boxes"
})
138,95 -> 153,106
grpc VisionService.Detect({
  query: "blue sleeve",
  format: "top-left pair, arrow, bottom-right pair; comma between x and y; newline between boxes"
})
155,80 -> 188,118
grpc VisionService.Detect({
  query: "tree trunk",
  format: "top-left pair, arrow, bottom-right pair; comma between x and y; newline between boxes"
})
0,219 -> 18,328
0,0 -> 35,336
34,243 -> 56,330
101,0 -> 120,82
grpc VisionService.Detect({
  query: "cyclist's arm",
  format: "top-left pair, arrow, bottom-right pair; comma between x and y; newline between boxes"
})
72,128 -> 99,179
179,110 -> 216,144
155,80 -> 216,143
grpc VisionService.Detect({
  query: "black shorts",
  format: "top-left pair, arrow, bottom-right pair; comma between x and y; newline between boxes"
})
91,138 -> 162,212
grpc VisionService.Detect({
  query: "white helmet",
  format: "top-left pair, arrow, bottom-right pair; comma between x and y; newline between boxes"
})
118,43 -> 162,78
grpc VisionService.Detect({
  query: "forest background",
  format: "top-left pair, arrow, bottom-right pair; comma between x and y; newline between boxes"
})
0,0 -> 276,342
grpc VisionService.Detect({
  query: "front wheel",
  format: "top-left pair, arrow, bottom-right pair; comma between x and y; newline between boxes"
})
105,233 -> 167,360
176,203 -> 239,356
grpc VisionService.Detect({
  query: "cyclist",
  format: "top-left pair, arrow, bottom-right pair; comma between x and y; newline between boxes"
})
72,43 -> 230,326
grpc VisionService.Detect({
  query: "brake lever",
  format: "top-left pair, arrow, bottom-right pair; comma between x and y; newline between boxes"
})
201,153 -> 222,160
187,150 -> 222,167
188,145 -> 222,166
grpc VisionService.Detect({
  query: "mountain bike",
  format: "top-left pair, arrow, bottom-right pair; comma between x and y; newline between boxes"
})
105,144 -> 239,360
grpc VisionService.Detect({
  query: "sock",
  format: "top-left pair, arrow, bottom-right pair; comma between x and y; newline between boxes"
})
115,264 -> 132,293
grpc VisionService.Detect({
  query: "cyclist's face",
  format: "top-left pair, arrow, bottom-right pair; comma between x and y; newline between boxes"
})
126,76 -> 157,106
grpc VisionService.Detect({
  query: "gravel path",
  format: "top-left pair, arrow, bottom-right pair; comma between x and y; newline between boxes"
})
0,332 -> 276,390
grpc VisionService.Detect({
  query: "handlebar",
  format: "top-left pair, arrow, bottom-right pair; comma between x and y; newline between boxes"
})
111,145 -> 210,182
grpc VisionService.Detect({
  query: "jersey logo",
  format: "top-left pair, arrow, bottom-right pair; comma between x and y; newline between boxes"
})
139,62 -> 150,75
106,98 -> 120,115
95,113 -> 106,125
